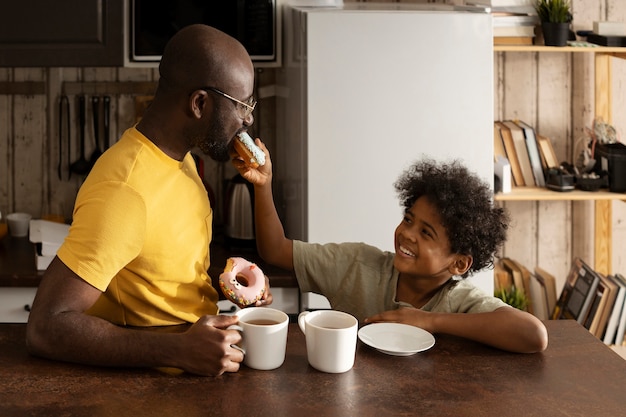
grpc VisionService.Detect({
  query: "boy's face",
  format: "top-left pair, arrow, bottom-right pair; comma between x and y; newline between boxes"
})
393,196 -> 461,281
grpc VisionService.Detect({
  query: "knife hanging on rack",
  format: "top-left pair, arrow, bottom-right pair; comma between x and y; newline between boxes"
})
58,95 -> 70,180
103,95 -> 110,150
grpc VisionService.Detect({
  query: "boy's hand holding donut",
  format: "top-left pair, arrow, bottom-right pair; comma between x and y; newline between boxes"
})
230,132 -> 272,187
233,131 -> 265,168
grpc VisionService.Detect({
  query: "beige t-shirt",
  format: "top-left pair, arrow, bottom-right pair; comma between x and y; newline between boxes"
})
293,240 -> 506,323
57,127 -> 219,326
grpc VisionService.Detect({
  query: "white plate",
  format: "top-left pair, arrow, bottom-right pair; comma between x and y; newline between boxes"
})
358,323 -> 435,356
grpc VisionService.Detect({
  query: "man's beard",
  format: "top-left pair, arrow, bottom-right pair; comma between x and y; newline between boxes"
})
194,112 -> 232,162
199,135 -> 230,162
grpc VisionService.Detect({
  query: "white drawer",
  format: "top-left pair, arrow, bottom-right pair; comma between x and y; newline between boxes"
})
0,287 -> 37,323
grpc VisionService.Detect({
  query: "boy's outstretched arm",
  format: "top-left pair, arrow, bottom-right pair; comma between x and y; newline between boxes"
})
365,306 -> 548,353
232,138 -> 294,271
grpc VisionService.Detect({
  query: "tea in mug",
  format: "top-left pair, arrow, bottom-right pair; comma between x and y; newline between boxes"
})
244,319 -> 281,326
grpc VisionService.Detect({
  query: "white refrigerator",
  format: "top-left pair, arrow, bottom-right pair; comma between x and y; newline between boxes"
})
274,3 -> 494,307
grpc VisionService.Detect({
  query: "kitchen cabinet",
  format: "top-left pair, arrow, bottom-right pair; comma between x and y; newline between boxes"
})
0,0 -> 124,67
493,46 -> 626,277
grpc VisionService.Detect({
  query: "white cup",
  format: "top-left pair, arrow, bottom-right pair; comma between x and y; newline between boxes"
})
6,212 -> 32,237
230,307 -> 289,370
298,310 -> 358,373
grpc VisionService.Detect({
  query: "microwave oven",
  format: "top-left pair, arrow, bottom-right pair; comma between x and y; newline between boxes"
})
128,0 -> 280,67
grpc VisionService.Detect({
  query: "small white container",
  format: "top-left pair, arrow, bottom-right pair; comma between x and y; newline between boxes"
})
6,212 -> 32,237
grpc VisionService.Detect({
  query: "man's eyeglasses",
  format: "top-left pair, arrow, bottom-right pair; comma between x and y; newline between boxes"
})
201,87 -> 256,120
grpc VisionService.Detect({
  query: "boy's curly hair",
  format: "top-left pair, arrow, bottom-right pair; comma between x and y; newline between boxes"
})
394,158 -> 509,278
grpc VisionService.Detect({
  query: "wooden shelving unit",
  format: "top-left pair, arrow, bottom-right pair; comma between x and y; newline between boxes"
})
495,188 -> 626,201
494,45 -> 626,56
494,45 -> 626,277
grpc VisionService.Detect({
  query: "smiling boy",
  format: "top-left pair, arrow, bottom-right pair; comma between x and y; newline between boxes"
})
234,140 -> 548,353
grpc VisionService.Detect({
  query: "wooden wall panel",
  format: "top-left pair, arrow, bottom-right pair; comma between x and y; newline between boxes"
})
498,52 -> 540,276
535,51 -> 574,289
607,0 -> 626,275
612,56 -> 626,275
0,68 -> 10,218
12,68 -> 46,216
48,68 -> 82,222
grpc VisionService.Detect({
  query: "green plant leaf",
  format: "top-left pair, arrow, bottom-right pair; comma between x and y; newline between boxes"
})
534,0 -> 572,23
494,287 -> 529,311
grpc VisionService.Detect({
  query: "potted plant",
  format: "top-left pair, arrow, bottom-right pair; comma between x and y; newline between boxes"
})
494,287 -> 529,312
534,0 -> 573,47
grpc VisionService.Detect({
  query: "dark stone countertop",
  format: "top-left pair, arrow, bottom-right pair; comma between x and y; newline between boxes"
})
1,321 -> 626,417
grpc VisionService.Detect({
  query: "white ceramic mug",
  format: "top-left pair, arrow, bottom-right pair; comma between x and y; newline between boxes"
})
6,212 -> 32,237
298,310 -> 358,373
230,307 -> 289,371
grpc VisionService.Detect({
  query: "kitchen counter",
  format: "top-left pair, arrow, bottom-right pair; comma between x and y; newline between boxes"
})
1,320 -> 626,416
0,233 -> 297,289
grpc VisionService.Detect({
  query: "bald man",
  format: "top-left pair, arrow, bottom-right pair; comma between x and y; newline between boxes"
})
26,25 -> 269,376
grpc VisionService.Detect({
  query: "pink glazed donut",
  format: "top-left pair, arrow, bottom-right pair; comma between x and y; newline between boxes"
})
219,257 -> 266,306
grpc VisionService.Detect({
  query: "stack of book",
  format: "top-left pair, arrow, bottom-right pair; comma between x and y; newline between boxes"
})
496,256 -> 626,346
495,257 -> 557,321
494,119 -> 555,188
586,21 -> 626,47
553,257 -> 626,346
466,0 -> 539,45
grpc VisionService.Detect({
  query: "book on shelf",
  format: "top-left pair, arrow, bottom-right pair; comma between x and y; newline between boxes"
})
493,123 -> 507,161
593,21 -> 626,37
494,260 -> 514,292
466,0 -> 534,8
493,25 -> 536,38
614,274 -> 626,346
586,33 -> 626,47
502,120 -> 535,186
494,155 -> 512,193
518,262 -> 533,313
603,274 -> 626,345
494,36 -> 534,45
500,258 -> 524,292
500,257 -> 532,313
495,121 -> 525,186
501,258 -> 525,295
529,271 -> 549,320
588,274 -> 619,338
534,266 -> 557,316
514,120 -> 546,187
536,134 -> 559,172
583,278 -> 606,331
465,1 -> 536,16
552,257 -> 601,324
493,15 -> 538,27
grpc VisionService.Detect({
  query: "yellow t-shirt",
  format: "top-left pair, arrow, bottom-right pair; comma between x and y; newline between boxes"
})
57,127 -> 219,326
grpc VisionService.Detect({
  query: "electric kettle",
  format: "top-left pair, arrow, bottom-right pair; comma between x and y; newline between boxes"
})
224,174 -> 255,244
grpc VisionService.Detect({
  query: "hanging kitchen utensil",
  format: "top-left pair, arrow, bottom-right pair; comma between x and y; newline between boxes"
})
70,95 -> 91,176
65,96 -> 71,179
58,95 -> 70,180
89,95 -> 101,166
103,95 -> 110,149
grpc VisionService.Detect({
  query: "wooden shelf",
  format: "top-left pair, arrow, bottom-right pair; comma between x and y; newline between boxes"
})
495,187 -> 626,201
494,45 -> 626,276
494,45 -> 626,57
